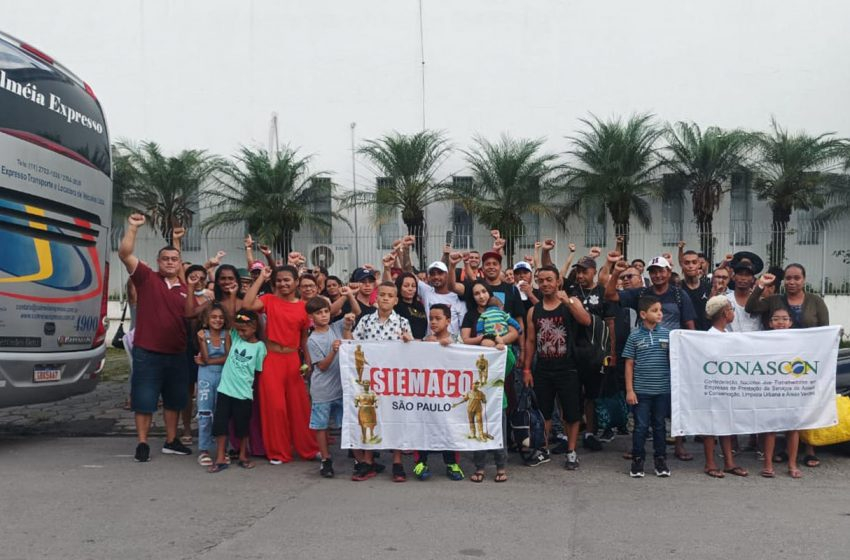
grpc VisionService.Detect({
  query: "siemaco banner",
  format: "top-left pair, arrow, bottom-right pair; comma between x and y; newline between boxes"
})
339,341 -> 507,450
671,326 -> 841,436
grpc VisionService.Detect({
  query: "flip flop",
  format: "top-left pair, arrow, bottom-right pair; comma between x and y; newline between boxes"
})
760,468 -> 775,478
494,471 -> 508,483
788,468 -> 803,479
237,459 -> 255,469
704,468 -> 725,478
675,451 -> 694,461
207,463 -> 228,474
723,466 -> 748,477
197,453 -> 213,467
470,471 -> 485,483
803,454 -> 820,468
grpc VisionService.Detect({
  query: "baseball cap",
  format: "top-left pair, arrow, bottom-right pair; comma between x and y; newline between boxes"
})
427,261 -> 448,273
705,295 -> 731,319
481,251 -> 502,264
250,260 -> 265,271
351,267 -> 376,282
513,261 -> 533,272
236,267 -> 251,280
647,256 -> 672,270
573,256 -> 597,270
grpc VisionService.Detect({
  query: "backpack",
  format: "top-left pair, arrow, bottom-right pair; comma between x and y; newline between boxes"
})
573,313 -> 611,369
510,386 -> 546,460
636,285 -> 685,327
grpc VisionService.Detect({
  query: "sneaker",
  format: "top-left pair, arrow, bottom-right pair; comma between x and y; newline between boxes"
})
599,428 -> 616,443
446,463 -> 465,481
616,426 -> 630,436
134,442 -> 150,463
392,463 -> 406,482
582,433 -> 603,451
351,462 -> 376,481
162,439 -> 192,455
654,456 -> 671,477
630,457 -> 645,478
525,448 -> 551,467
413,461 -> 431,480
564,450 -> 580,470
320,459 -> 334,478
269,459 -> 283,465
550,436 -> 569,455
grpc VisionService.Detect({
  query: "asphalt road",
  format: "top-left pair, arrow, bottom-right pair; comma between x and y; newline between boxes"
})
2,436 -> 850,560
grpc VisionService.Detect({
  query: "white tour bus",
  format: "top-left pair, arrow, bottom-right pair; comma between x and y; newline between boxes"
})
0,31 -> 112,407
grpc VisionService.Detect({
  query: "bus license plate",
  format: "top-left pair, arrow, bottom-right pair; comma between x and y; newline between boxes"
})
33,368 -> 61,383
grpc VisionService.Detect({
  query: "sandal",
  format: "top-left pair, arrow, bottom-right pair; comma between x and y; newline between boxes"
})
207,463 -> 228,474
674,451 -> 694,462
494,471 -> 508,483
760,468 -> 775,478
470,471 -> 485,483
723,466 -> 748,477
197,453 -> 213,467
803,454 -> 820,468
704,468 -> 725,478
788,467 -> 803,479
238,459 -> 255,469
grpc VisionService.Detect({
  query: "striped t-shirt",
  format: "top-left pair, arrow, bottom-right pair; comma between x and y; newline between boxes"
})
622,324 -> 671,395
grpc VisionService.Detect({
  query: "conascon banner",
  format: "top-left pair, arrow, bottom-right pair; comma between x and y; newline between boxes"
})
339,341 -> 507,450
671,326 -> 840,436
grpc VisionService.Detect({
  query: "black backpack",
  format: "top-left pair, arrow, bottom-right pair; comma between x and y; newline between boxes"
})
573,313 -> 611,369
510,386 -> 547,460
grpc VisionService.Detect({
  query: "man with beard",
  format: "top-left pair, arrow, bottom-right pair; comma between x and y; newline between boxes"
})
416,260 -> 466,336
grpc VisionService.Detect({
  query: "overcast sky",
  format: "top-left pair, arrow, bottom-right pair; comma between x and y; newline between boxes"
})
3,0 -> 849,188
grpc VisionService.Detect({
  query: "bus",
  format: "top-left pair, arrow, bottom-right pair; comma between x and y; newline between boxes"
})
0,31 -> 112,407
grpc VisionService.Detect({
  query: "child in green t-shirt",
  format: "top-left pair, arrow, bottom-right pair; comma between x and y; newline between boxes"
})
208,309 -> 267,473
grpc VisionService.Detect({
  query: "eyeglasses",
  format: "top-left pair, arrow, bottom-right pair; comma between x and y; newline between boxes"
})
620,274 -> 636,279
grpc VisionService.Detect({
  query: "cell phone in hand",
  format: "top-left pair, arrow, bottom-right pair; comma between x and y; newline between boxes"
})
445,230 -> 454,247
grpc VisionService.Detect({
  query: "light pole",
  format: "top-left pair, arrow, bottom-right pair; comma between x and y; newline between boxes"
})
350,122 -> 360,265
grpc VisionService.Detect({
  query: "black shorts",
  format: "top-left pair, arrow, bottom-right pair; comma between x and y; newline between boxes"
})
532,367 -> 581,423
212,393 -> 252,438
576,360 -> 604,401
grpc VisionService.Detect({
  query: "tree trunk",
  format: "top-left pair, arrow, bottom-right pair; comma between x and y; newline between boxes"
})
696,217 -> 714,265
615,221 -> 630,260
406,221 -> 427,272
769,205 -> 792,267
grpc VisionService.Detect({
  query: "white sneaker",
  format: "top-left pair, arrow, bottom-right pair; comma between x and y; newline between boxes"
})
269,459 -> 283,465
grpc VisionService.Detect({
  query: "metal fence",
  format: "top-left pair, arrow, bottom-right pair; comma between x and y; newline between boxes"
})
108,220 -> 850,298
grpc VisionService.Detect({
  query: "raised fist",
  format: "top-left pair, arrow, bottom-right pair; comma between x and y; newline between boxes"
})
443,244 -> 452,255
259,244 -> 272,256
449,252 -> 463,265
534,241 -> 542,250
490,229 -> 501,240
760,272 -> 776,287
662,252 -> 673,262
524,255 -> 534,264
382,253 -> 396,267
614,260 -> 629,273
244,234 -> 253,249
261,266 -> 273,280
128,213 -> 146,228
542,239 -> 555,251
343,313 -> 356,326
493,238 -> 506,250
677,240 -> 686,249
171,226 -> 186,241
589,246 -> 602,259
339,285 -> 351,297
607,250 -> 622,264
568,242 -> 576,252
209,250 -> 226,265
402,235 -> 416,247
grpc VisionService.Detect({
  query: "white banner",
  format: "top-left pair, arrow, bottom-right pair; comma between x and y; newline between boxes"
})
671,326 -> 840,436
339,341 -> 507,450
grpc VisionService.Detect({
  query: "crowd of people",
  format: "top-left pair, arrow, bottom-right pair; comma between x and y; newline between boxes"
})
117,213 -> 833,481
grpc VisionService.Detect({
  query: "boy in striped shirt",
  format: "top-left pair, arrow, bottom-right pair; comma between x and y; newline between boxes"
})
623,295 -> 672,478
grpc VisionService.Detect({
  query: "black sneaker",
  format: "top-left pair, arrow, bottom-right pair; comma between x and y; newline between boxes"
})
371,461 -> 386,474
134,442 -> 150,462
162,439 -> 192,455
320,459 -> 334,478
654,456 -> 671,477
583,433 -> 603,451
599,428 -> 616,443
616,426 -> 630,436
550,436 -> 569,455
525,448 -> 551,467
391,462 -> 406,482
630,457 -> 645,478
564,450 -> 580,470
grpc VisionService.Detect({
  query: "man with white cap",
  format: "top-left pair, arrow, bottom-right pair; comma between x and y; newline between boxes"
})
606,254 -> 697,461
415,260 -> 466,335
512,260 -> 540,313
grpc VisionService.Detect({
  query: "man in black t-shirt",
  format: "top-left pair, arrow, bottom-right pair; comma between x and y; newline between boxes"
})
522,265 -> 591,470
679,249 -> 712,331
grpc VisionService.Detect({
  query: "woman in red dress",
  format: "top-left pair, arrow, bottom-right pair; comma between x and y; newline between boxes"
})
244,265 -> 318,463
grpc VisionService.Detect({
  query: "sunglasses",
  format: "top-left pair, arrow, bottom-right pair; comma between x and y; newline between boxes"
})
620,274 -> 636,279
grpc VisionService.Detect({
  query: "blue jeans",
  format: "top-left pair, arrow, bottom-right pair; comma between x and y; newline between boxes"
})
130,346 -> 189,413
197,364 -> 223,453
631,393 -> 670,460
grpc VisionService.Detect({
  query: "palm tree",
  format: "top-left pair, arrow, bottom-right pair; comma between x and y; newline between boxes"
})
816,144 -> 850,222
203,146 -> 347,256
449,135 -> 558,263
662,122 -> 754,262
752,118 -> 845,266
110,144 -> 135,225
118,141 -> 223,242
555,114 -> 664,258
350,130 -> 452,269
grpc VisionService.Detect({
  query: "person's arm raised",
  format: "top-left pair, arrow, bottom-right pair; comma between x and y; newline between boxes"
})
242,266 -> 271,311
448,251 -> 465,296
540,238 -> 555,267
559,243 -> 576,279
605,255 -> 627,302
118,213 -> 144,274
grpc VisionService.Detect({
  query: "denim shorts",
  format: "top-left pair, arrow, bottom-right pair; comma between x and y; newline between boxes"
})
309,398 -> 344,430
131,346 -> 189,413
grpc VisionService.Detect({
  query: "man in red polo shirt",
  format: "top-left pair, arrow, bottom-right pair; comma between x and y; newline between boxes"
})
119,213 -> 192,462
